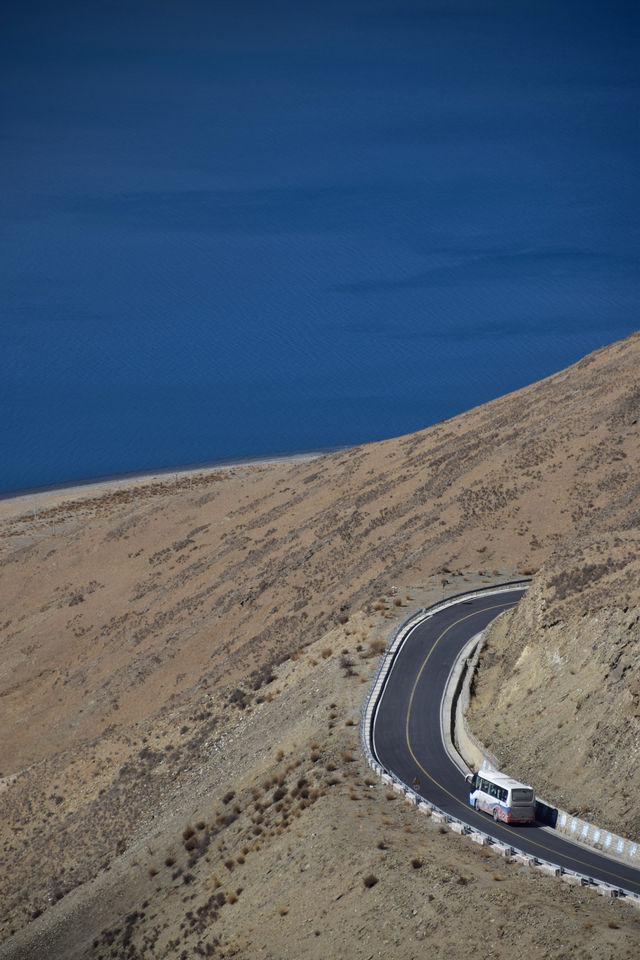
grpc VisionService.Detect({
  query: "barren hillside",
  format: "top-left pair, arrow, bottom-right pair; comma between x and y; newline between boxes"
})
468,527 -> 640,838
1,331 -> 639,957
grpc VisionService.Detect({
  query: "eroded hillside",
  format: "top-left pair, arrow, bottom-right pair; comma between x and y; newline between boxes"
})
2,333 -> 638,779
1,331 -> 639,956
2,613 -> 638,960
468,528 -> 640,838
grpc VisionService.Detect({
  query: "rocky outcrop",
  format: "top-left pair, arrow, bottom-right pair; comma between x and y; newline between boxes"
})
468,531 -> 640,839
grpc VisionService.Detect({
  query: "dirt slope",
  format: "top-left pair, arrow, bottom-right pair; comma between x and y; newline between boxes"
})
1,330 -> 639,957
2,613 -> 638,960
468,528 -> 640,838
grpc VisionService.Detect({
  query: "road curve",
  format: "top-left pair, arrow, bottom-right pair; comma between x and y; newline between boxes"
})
370,587 -> 640,897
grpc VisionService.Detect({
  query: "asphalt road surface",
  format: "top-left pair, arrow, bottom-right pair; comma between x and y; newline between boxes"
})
371,587 -> 640,896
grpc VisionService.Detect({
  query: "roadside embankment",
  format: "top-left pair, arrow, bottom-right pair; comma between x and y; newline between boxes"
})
453,624 -> 640,866
466,538 -> 640,842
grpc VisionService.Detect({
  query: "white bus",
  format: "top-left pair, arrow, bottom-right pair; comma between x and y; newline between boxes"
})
466,770 -> 536,825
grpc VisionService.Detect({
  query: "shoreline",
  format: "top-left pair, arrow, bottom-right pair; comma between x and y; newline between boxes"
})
0,446 -> 346,512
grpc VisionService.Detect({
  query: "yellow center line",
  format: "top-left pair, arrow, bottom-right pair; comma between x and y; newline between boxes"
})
404,600 -> 638,886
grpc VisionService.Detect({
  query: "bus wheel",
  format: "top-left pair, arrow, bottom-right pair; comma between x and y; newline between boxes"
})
492,807 -> 500,822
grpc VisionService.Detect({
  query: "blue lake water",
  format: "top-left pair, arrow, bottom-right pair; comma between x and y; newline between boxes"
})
1,1 -> 638,495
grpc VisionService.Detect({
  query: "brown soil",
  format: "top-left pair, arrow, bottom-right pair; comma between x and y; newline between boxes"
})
468,529 -> 640,839
2,614 -> 638,960
1,330 -> 639,958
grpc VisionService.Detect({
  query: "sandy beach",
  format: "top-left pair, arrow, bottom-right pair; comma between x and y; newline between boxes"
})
0,450 -> 324,520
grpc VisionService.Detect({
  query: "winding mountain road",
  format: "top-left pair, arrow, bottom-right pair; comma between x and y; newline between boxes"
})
370,587 -> 640,896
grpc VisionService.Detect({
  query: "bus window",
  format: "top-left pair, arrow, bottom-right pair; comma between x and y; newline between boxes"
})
511,788 -> 534,803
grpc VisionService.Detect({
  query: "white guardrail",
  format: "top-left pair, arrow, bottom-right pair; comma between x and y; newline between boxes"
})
359,582 -> 640,906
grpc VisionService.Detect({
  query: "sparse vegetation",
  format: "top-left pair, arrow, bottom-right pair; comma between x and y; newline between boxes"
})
340,653 -> 356,677
363,637 -> 386,659
2,333 -> 639,957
